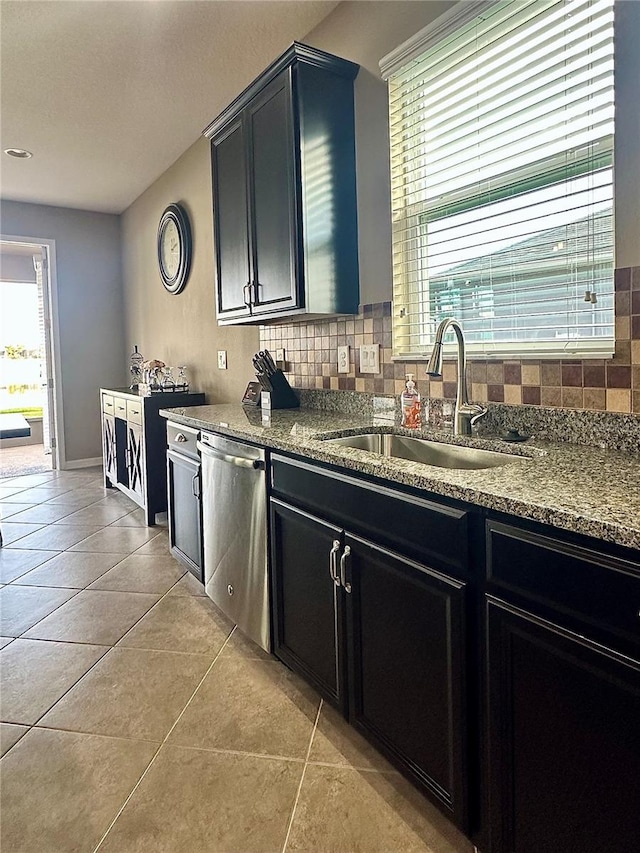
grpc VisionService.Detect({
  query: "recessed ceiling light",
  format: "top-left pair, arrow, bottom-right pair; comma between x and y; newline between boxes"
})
4,148 -> 33,159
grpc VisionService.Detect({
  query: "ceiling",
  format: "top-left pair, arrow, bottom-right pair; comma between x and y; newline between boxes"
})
0,0 -> 340,215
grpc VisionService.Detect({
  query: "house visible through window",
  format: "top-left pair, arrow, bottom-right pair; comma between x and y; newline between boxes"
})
381,0 -> 615,359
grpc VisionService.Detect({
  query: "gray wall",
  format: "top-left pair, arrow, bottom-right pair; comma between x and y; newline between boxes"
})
1,200 -> 124,464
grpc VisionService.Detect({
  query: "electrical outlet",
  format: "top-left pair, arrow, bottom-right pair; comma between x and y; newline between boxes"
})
337,345 -> 350,374
359,343 -> 380,374
275,348 -> 285,363
217,350 -> 227,369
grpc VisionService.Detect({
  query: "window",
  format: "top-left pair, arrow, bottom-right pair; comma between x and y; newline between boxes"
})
381,0 -> 615,359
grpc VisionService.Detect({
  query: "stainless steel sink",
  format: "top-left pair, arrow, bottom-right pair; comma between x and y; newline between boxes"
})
324,433 -> 525,470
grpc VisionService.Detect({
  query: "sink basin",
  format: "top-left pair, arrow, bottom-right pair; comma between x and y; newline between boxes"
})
324,433 -> 525,470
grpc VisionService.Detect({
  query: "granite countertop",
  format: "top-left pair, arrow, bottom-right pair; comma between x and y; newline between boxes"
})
161,403 -> 640,552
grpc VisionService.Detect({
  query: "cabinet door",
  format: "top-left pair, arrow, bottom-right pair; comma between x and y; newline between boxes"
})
167,450 -> 202,581
212,117 -> 251,321
345,533 -> 469,829
127,421 -> 145,504
102,412 -> 117,485
247,70 -> 300,315
487,598 -> 640,853
270,499 -> 346,708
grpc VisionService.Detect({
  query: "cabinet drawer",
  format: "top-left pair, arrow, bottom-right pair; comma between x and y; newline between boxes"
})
102,395 -> 115,415
486,520 -> 640,646
114,399 -> 128,419
271,455 -> 469,574
167,422 -> 199,460
126,400 -> 143,424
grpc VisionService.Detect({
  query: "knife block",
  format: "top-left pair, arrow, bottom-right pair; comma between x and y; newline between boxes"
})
261,369 -> 299,409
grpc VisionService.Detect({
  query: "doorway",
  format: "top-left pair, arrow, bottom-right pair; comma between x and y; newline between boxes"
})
0,238 -> 60,477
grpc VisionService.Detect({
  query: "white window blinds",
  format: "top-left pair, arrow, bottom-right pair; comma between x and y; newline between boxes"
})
382,0 -> 615,359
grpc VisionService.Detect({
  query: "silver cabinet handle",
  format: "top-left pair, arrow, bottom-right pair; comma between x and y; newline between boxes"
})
243,283 -> 252,307
329,540 -> 341,586
174,433 -> 188,443
340,546 -> 352,593
192,472 -> 201,499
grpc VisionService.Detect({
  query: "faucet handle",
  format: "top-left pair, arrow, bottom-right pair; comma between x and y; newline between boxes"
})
458,402 -> 488,429
469,404 -> 488,429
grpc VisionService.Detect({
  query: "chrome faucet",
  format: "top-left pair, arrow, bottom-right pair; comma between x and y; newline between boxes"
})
426,318 -> 487,436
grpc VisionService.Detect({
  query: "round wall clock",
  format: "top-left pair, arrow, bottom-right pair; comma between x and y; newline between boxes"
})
157,203 -> 192,294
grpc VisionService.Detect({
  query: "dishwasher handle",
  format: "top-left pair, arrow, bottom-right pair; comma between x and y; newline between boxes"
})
197,441 -> 265,470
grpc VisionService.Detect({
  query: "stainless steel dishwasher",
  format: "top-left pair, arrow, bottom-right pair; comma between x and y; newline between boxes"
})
197,431 -> 270,652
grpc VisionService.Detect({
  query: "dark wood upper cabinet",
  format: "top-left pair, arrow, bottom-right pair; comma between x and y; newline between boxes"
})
205,43 -> 360,325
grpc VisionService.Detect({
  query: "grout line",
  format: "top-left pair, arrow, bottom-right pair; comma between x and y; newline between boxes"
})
161,742 -> 307,764
91,628 -> 236,853
281,698 -> 323,853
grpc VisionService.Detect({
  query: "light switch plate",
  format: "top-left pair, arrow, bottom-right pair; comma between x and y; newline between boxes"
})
359,343 -> 380,374
275,348 -> 285,363
217,350 -> 227,369
337,345 -> 350,374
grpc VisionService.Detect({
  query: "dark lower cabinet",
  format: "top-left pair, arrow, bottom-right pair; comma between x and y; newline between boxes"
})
487,598 -> 640,853
270,493 -> 469,831
345,533 -> 468,825
270,499 -> 345,706
167,447 -> 202,580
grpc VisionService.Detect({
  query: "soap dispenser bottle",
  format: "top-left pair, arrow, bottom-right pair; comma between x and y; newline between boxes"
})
401,373 -> 422,429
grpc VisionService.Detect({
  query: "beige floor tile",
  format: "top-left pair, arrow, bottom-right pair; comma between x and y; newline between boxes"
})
0,722 -> 29,757
40,646 -> 211,741
0,727 -> 156,853
308,703 -> 397,772
69,526 -> 159,554
286,764 -> 473,853
87,554 -> 185,594
169,655 -> 319,759
6,523 -> 104,551
23,590 -> 160,645
219,626 -> 274,661
0,485 -> 32,500
108,508 -> 151,527
0,521 -> 47,544
166,571 -> 206,597
43,493 -> 103,509
0,548 -> 60,583
1,638 -> 107,724
16,551 -> 125,588
0,637 -> 14,649
9,485 -> 73,503
133,529 -> 170,555
0,585 -> 78,636
58,504 -> 134,525
97,745 -> 303,853
0,501 -> 38,518
2,472 -> 56,488
6,503 -> 77,523
118,594 -> 232,656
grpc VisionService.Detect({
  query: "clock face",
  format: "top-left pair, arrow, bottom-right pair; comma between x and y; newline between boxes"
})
161,218 -> 180,280
157,204 -> 192,294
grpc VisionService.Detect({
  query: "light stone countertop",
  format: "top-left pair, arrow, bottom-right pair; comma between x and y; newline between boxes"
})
161,403 -> 640,553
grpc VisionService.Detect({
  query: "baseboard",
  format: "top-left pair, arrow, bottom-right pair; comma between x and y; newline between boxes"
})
62,456 -> 103,470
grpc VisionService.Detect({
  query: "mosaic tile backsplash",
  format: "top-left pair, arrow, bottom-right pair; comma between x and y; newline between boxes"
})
259,266 -> 640,415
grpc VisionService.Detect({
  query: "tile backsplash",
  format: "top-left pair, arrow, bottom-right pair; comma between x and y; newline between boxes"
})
260,266 -> 640,415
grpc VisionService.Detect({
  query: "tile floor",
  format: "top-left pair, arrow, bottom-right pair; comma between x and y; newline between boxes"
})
0,467 -> 473,853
